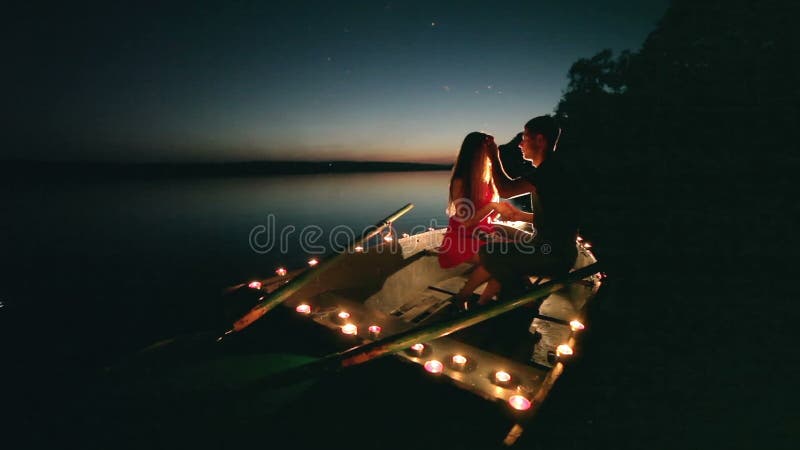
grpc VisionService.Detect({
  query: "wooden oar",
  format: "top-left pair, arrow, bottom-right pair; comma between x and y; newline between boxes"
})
254,262 -> 601,386
224,203 -> 415,336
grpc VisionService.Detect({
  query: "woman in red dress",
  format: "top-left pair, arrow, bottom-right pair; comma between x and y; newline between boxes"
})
438,132 -> 503,306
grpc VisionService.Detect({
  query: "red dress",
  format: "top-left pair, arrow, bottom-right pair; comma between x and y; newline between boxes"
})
438,184 -> 496,269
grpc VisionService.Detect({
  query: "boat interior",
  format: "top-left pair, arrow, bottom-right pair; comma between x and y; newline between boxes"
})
260,225 -> 602,410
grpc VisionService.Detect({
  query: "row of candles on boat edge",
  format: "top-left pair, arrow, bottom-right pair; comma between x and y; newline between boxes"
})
295,302 -> 583,412
246,235 -> 594,285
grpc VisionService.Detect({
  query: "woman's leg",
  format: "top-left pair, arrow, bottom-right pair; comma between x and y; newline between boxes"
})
477,278 -> 501,305
455,264 -> 492,301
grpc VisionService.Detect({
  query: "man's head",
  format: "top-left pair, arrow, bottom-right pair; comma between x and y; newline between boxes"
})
519,115 -> 561,166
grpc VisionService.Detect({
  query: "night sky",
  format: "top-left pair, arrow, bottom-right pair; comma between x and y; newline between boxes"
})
6,1 -> 669,163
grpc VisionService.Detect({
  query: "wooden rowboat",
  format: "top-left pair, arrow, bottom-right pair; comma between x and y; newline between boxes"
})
228,204 -> 603,445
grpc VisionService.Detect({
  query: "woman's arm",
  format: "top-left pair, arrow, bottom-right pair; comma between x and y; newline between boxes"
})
462,201 -> 498,228
450,178 -> 498,227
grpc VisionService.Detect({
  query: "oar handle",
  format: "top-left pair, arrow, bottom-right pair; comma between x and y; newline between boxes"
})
355,203 -> 414,244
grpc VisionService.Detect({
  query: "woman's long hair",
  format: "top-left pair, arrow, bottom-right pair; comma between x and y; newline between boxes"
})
447,131 -> 498,218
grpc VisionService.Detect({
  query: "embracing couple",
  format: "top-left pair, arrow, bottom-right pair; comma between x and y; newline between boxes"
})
437,115 -> 580,308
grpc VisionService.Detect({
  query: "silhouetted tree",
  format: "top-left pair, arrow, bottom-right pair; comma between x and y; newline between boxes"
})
556,0 -> 799,172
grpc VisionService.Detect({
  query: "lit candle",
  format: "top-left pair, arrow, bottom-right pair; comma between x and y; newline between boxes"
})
338,311 -> 350,320
295,304 -> 311,314
341,324 -> 357,335
308,258 -> 319,267
368,325 -> 381,338
556,344 -> 573,357
424,360 -> 443,374
410,343 -> 425,356
452,354 -> 467,370
247,281 -> 262,290
508,395 -> 532,411
495,371 -> 512,384
569,320 -> 585,332
275,267 -> 288,276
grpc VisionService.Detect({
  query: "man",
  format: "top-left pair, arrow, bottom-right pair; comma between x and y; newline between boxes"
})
481,115 -> 580,297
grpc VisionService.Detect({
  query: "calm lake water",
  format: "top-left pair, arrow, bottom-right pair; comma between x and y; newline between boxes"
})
0,168 -> 789,449
0,171 -> 453,359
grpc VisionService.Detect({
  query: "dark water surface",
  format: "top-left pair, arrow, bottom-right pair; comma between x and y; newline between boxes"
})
1,172 -> 450,356
0,169 -> 791,449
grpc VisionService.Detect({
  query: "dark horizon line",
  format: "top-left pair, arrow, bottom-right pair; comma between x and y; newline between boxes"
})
0,159 -> 453,181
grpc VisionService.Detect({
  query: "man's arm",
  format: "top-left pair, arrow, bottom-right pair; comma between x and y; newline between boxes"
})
488,139 -> 536,199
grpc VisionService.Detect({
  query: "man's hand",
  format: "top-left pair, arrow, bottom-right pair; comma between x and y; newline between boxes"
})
494,201 -> 514,218
494,201 -> 532,222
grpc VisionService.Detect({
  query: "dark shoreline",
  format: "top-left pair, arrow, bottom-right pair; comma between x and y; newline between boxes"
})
0,160 -> 452,181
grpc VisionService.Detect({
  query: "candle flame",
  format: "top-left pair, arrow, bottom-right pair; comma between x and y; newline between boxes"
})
424,360 -> 443,374
569,320 -> 585,331
495,371 -> 511,383
556,344 -> 573,357
508,395 -> 532,411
